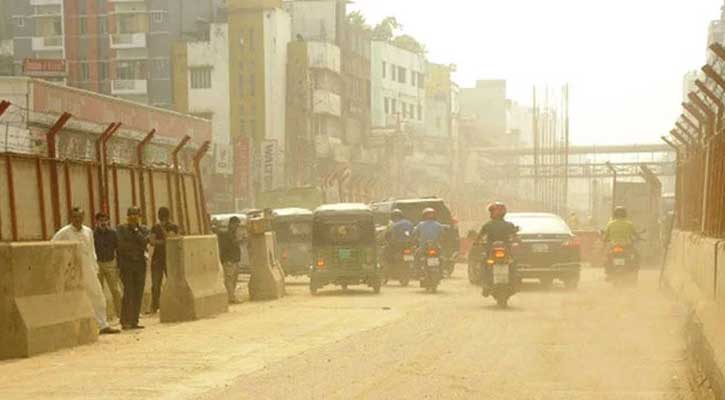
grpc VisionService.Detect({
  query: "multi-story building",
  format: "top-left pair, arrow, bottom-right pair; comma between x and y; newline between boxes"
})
286,40 -> 343,186
459,80 -> 508,145
228,0 -> 290,197
682,70 -> 700,102
370,40 -> 426,130
8,0 -> 221,107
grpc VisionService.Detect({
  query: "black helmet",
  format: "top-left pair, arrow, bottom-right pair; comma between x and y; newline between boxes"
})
391,209 -> 404,220
614,206 -> 627,219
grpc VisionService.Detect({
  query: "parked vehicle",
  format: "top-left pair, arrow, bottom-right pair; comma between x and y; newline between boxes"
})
391,198 -> 460,277
504,213 -> 582,289
482,241 -> 518,307
272,208 -> 313,277
418,242 -> 443,293
605,243 -> 639,286
309,204 -> 383,295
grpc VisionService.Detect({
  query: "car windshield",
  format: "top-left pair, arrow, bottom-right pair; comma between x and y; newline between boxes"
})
505,214 -> 571,235
275,221 -> 312,242
394,201 -> 453,224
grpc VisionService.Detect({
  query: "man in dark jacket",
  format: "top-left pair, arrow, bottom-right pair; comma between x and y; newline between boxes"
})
148,207 -> 178,314
117,207 -> 149,330
217,217 -> 243,304
94,211 -> 123,319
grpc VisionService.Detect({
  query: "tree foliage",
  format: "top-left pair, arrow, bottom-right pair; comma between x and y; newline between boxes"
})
372,16 -> 402,41
392,34 -> 426,55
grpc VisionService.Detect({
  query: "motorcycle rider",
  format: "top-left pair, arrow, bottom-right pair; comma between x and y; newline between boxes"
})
412,208 -> 445,247
603,206 -> 641,278
385,209 -> 414,253
477,202 -> 519,296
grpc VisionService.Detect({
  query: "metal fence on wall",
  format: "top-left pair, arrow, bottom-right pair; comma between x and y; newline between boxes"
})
666,44 -> 725,238
0,101 -> 211,242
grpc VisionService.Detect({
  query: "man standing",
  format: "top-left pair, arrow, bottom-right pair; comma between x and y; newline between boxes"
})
52,207 -> 120,335
148,207 -> 178,314
117,207 -> 149,330
93,212 -> 123,319
217,217 -> 243,304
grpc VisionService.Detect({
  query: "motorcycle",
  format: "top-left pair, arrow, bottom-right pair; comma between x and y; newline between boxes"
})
605,243 -> 639,286
384,243 -> 416,287
418,242 -> 442,293
482,241 -> 517,308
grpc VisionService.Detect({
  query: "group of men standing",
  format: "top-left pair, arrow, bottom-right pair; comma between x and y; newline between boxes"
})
52,205 -> 178,334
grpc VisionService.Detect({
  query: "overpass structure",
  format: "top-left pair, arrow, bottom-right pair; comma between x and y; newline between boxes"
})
471,144 -> 673,157
481,161 -> 676,180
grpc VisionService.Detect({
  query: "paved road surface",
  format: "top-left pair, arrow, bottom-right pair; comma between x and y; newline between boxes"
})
0,268 -> 715,400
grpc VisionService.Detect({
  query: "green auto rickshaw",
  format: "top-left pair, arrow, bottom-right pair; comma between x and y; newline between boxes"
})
272,208 -> 313,277
309,203 -> 383,295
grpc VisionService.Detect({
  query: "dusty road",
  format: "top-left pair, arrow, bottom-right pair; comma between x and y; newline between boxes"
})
0,267 -> 715,400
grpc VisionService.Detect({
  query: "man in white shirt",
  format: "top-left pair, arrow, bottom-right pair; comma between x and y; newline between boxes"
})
52,207 -> 120,335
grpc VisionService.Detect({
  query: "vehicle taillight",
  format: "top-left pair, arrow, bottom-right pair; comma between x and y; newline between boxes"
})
494,248 -> 506,259
403,248 -> 413,255
316,259 -> 326,269
613,246 -> 625,254
427,248 -> 438,257
562,239 -> 581,248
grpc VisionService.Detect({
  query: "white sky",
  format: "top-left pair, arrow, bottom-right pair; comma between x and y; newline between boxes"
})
349,0 -> 723,145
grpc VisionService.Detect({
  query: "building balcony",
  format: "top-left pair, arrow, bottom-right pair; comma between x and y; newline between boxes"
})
110,33 -> 147,50
30,0 -> 62,6
111,79 -> 147,95
313,90 -> 342,117
31,36 -> 63,51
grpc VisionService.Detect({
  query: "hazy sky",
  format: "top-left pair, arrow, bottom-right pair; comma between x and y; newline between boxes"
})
349,0 -> 723,145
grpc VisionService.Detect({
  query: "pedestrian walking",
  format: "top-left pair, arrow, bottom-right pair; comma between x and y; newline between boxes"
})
93,212 -> 124,319
148,207 -> 178,314
52,207 -> 120,335
117,207 -> 149,330
217,217 -> 243,304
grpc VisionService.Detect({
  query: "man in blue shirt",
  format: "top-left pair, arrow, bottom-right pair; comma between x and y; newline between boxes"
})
413,208 -> 445,247
387,209 -> 414,243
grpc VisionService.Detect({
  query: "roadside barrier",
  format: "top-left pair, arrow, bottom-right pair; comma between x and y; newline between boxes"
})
159,235 -> 228,323
0,241 -> 97,359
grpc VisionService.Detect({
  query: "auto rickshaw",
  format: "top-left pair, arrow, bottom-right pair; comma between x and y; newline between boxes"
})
309,203 -> 383,295
272,208 -> 313,277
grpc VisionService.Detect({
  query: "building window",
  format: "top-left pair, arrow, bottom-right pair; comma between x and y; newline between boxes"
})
190,66 -> 212,89
390,64 -> 396,81
80,63 -> 90,81
384,97 -> 389,114
418,105 -> 423,121
98,16 -> 107,34
391,99 -> 397,114
99,62 -> 108,81
14,17 -> 24,27
417,73 -> 425,88
152,12 -> 165,24
79,17 -> 87,34
411,72 -> 416,87
151,59 -> 169,79
398,67 -> 406,84
382,61 -> 386,79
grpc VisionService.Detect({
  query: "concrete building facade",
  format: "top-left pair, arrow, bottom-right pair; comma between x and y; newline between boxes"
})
370,40 -> 426,129
459,80 -> 507,145
7,0 -> 222,107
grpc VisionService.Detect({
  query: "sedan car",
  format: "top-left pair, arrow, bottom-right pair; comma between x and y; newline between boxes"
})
506,212 -> 582,289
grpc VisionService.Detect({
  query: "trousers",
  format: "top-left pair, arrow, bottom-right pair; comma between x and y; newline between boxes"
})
97,260 -> 123,318
150,264 -> 165,313
223,261 -> 241,302
119,261 -> 146,327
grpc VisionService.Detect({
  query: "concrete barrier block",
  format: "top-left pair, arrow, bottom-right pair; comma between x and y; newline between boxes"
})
0,241 -> 97,359
160,236 -> 228,323
248,232 -> 286,301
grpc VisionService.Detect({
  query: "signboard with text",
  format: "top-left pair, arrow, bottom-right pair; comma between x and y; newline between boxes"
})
23,58 -> 66,77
